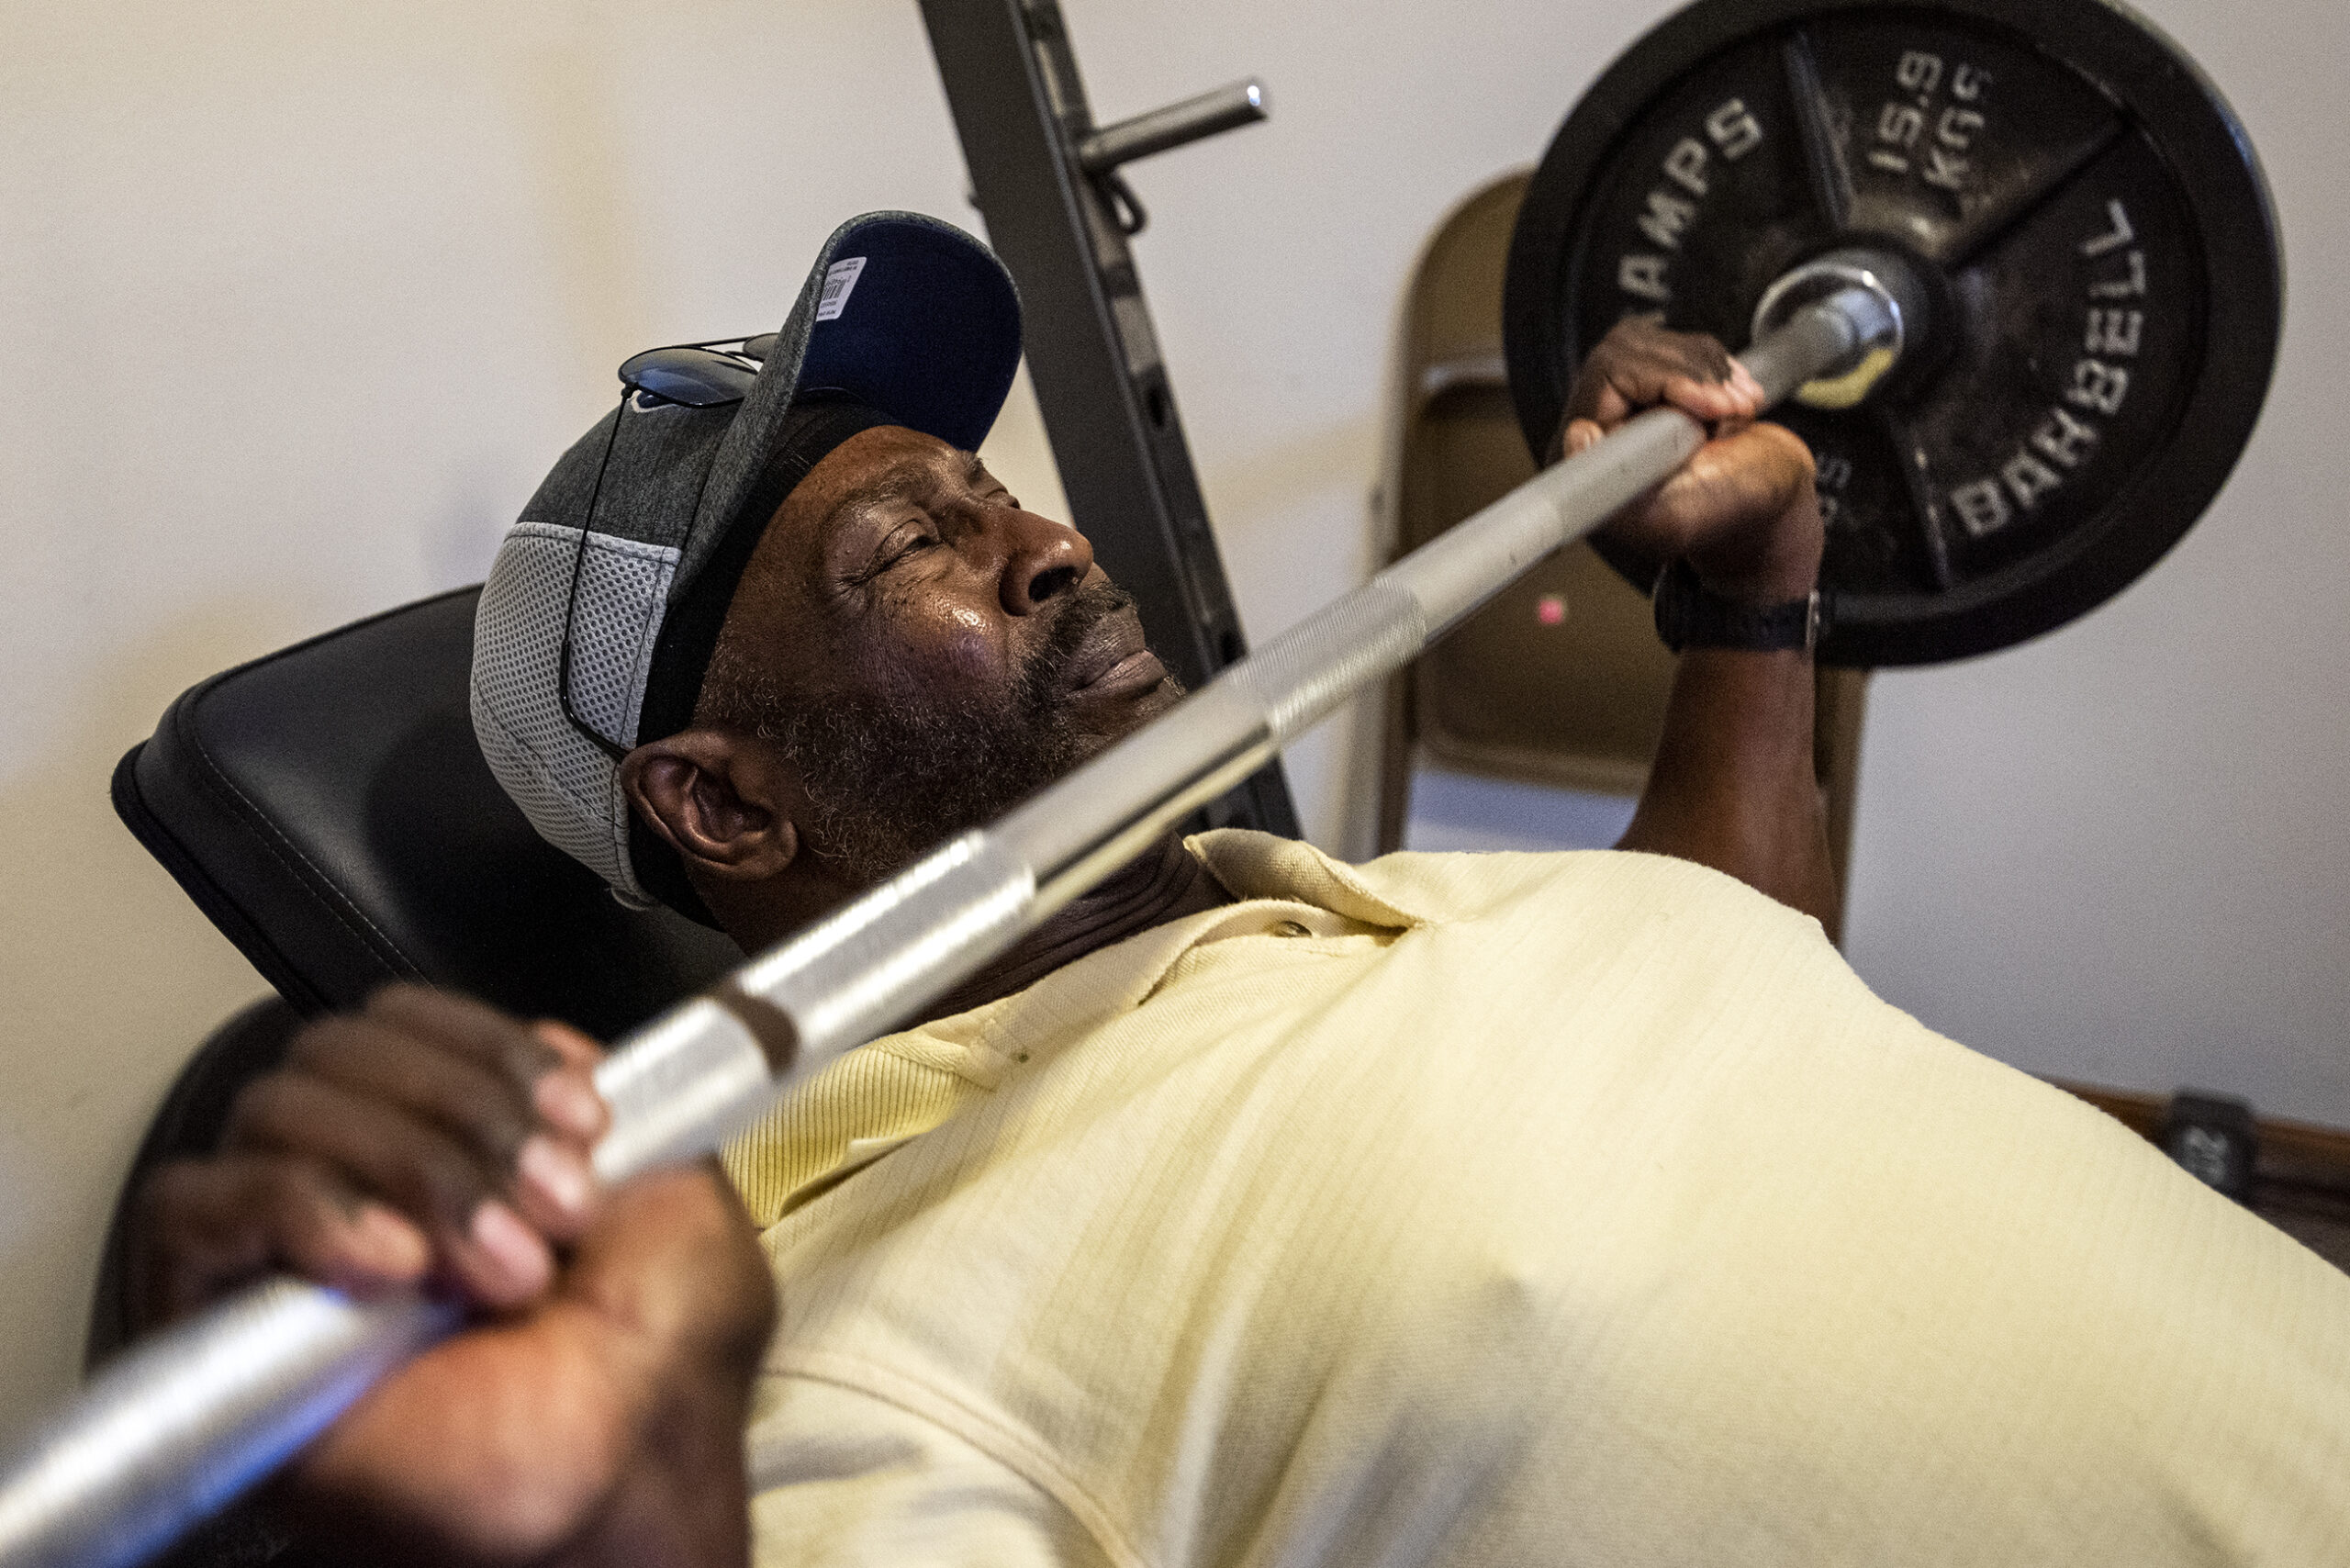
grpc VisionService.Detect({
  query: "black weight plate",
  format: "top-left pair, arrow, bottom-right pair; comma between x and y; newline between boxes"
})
1504,0 -> 2282,666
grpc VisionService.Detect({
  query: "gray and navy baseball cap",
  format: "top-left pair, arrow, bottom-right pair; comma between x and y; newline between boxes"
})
471,211 -> 1023,915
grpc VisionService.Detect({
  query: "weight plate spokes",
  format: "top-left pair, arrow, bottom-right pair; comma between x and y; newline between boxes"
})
1504,0 -> 2282,666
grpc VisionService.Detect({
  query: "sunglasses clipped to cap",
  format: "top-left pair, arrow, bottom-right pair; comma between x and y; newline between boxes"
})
556,335 -> 779,758
616,335 -> 781,410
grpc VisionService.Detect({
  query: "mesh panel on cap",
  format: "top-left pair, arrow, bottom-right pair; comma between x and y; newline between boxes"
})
565,533 -> 674,747
471,521 -> 678,903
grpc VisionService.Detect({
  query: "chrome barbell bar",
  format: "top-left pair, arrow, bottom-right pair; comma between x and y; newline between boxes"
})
0,266 -> 1909,1568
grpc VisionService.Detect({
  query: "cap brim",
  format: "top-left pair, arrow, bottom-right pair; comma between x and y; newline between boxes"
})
685,212 -> 1024,589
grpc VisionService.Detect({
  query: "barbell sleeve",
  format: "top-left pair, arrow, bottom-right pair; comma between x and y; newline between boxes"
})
0,281 -> 1896,1568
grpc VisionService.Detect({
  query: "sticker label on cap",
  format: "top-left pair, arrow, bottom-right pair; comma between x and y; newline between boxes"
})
816,256 -> 867,322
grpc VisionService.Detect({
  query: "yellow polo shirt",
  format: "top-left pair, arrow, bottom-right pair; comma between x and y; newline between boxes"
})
724,833 -> 2350,1566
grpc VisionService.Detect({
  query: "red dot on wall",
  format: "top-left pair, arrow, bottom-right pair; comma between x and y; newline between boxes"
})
1537,594 -> 1567,627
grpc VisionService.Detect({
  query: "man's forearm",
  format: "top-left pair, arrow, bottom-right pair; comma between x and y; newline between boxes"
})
1617,646 -> 1840,928
1555,314 -> 1836,924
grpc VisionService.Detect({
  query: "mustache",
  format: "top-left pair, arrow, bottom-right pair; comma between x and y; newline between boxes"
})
1026,581 -> 1144,697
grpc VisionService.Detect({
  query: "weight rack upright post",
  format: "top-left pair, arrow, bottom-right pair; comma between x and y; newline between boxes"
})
916,0 -> 1299,839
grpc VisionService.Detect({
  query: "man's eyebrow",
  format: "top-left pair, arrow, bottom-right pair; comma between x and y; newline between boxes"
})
823,456 -> 942,531
822,451 -> 1002,554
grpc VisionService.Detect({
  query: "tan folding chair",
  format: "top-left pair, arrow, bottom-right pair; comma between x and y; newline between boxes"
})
1372,171 -> 1867,942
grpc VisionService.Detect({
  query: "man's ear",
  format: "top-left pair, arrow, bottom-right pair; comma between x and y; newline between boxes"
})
618,730 -> 801,883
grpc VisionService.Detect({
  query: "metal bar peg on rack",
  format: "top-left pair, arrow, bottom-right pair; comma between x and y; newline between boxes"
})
1078,79 -> 1268,174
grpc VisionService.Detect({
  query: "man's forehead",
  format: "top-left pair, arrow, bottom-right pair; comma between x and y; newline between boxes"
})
813,435 -> 988,531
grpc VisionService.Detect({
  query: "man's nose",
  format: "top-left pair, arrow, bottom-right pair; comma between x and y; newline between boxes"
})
995,507 -> 1094,615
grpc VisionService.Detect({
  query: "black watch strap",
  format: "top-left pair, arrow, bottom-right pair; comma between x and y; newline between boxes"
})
1652,558 -> 1823,655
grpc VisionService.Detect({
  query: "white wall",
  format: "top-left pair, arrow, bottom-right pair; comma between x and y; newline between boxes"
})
1838,0 -> 2350,1121
2,0 -> 2343,1436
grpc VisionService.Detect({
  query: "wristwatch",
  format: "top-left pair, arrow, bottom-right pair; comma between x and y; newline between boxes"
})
1651,558 -> 1824,655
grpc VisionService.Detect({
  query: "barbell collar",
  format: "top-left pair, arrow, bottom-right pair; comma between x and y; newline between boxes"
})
1748,250 -> 1926,410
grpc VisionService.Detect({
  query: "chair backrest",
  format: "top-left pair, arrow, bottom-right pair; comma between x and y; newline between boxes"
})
114,587 -> 741,1042
1377,172 -> 1683,821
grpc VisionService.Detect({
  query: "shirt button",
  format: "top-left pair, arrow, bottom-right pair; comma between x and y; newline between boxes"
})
1273,920 -> 1312,938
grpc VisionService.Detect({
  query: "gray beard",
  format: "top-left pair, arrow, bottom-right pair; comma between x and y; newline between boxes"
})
759,582 -> 1168,883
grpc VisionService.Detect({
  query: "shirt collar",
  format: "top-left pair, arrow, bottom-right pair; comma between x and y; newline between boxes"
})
726,830 -> 1433,1224
874,828 -> 1427,1083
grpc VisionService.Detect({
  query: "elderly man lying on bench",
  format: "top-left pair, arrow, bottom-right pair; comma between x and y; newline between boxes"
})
134,214 -> 2349,1567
